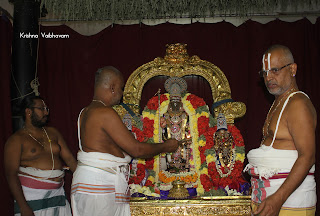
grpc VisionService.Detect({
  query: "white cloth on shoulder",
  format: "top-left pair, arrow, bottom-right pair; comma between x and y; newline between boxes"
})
245,91 -> 316,209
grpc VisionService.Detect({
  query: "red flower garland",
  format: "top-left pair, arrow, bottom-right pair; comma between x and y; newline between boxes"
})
144,180 -> 154,187
132,126 -> 145,142
145,158 -> 154,169
130,93 -> 246,195
130,120 -> 155,185
132,117 -> 155,141
199,146 -> 207,164
200,125 -> 246,192
129,164 -> 146,184
198,116 -> 209,136
146,94 -> 168,110
186,94 -> 206,109
200,174 -> 214,191
142,117 -> 154,138
228,125 -> 244,147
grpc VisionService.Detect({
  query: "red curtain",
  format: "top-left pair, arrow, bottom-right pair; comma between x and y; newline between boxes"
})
0,15 -> 13,215
2,17 -> 320,215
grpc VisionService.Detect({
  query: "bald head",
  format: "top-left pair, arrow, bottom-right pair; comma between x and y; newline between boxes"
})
264,44 -> 294,64
94,66 -> 122,89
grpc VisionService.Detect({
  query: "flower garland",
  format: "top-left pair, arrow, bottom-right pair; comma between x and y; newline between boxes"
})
129,94 -> 169,196
200,124 -> 247,193
129,163 -> 146,184
129,92 -> 247,197
181,93 -> 211,194
43,0 -> 313,23
130,93 -> 211,195
158,170 -> 198,184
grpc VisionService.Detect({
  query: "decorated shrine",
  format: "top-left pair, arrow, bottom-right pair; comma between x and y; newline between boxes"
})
114,43 -> 251,215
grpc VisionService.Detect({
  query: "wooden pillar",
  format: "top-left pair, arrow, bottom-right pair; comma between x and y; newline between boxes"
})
11,0 -> 40,132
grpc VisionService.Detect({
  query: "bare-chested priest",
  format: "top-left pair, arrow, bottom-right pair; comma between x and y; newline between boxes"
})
4,95 -> 77,215
71,66 -> 179,216
245,45 -> 317,216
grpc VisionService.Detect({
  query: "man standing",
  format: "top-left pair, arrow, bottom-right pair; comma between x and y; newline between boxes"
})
245,45 -> 317,216
4,96 -> 77,215
71,66 -> 179,216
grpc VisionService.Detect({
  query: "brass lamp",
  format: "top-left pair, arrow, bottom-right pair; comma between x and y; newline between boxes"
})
167,180 -> 189,199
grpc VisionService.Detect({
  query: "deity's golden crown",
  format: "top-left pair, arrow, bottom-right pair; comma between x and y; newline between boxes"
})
164,77 -> 187,98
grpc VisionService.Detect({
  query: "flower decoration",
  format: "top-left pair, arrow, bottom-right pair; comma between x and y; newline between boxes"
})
146,94 -> 169,110
129,164 -> 145,184
199,124 -> 248,194
186,94 -> 206,109
129,92 -> 248,197
158,170 -> 198,185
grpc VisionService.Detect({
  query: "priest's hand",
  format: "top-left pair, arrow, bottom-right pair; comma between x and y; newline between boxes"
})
253,193 -> 283,216
164,138 -> 179,153
178,137 -> 192,146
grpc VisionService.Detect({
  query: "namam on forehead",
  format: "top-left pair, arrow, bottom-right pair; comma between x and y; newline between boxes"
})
36,99 -> 46,107
32,99 -> 48,111
94,66 -> 122,88
262,45 -> 294,70
30,99 -> 45,108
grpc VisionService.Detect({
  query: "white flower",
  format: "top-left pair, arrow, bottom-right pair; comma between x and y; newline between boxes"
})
129,184 -> 160,197
224,186 -> 243,196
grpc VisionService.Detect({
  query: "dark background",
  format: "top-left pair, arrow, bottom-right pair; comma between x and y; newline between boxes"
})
1,17 -> 319,215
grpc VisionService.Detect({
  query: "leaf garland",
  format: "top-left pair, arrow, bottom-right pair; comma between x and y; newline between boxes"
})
41,0 -> 320,21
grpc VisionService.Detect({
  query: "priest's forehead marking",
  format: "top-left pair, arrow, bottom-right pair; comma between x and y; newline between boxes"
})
262,53 -> 271,70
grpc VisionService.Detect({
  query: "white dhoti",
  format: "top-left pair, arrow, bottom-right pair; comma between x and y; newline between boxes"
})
71,151 -> 132,216
245,92 -> 316,215
15,167 -> 72,216
245,149 -> 316,209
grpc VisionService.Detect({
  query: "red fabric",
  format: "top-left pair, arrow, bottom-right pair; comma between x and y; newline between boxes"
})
2,17 -> 320,215
251,172 -> 314,180
19,176 -> 64,189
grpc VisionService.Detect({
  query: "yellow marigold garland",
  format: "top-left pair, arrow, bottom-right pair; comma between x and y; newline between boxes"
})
129,93 -> 248,197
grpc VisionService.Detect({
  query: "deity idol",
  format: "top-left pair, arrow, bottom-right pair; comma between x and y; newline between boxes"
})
160,77 -> 192,173
129,76 -> 247,198
214,113 -> 236,177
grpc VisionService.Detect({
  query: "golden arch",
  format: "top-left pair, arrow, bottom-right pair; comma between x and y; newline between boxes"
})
119,43 -> 246,123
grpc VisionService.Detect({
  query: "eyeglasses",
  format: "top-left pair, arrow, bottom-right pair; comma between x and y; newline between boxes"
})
258,63 -> 292,77
31,107 -> 49,113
